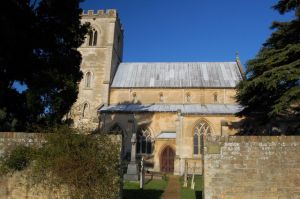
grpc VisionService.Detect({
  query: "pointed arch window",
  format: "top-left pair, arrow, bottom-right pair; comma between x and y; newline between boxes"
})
88,31 -> 93,46
88,29 -> 98,46
137,129 -> 152,154
193,121 -> 211,155
93,31 -> 98,46
85,72 -> 92,88
82,103 -> 89,118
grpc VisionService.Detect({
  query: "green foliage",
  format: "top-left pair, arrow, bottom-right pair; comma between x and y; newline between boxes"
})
0,145 -> 35,175
236,0 -> 300,134
0,0 -> 89,131
0,127 -> 121,199
5,146 -> 34,171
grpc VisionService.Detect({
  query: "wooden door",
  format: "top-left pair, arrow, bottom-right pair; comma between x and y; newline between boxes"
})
160,146 -> 175,173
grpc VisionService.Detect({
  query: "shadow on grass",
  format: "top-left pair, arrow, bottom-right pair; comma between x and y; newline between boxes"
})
123,179 -> 167,199
123,189 -> 164,199
195,191 -> 203,199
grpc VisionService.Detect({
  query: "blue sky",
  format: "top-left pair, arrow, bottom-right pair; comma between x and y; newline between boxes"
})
80,0 -> 293,68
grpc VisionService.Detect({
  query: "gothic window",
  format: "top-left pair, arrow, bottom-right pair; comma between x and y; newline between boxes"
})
186,92 -> 191,103
82,103 -> 89,118
213,93 -> 218,103
88,29 -> 98,46
137,129 -> 152,154
93,31 -> 98,46
159,92 -> 164,103
88,30 -> 93,46
193,121 -> 211,155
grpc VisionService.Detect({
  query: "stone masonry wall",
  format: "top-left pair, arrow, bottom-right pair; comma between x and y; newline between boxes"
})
0,132 -> 51,199
0,132 -> 45,157
204,136 -> 300,199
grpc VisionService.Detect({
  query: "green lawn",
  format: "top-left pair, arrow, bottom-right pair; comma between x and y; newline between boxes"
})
123,179 -> 168,199
180,175 -> 203,199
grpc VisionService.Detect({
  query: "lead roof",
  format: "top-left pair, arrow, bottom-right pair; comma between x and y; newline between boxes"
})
111,62 -> 242,88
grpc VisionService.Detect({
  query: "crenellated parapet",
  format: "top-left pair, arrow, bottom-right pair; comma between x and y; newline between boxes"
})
81,9 -> 123,31
81,9 -> 118,18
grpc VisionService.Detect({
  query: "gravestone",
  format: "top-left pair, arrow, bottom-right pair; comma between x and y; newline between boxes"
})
124,133 -> 139,181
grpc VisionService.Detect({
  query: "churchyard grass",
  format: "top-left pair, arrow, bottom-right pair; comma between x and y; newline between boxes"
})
180,175 -> 203,199
123,179 -> 168,199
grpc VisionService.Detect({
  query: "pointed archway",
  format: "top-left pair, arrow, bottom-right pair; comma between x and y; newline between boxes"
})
160,146 -> 175,173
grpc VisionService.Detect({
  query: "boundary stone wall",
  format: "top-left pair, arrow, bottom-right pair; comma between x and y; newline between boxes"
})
0,132 -> 49,199
0,132 -> 45,158
204,136 -> 300,199
0,132 -> 122,199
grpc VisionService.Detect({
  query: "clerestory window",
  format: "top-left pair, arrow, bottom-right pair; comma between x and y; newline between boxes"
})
213,93 -> 218,103
159,92 -> 164,103
186,92 -> 191,103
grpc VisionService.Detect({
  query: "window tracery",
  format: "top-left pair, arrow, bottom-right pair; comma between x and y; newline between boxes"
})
193,121 -> 211,155
137,129 -> 152,154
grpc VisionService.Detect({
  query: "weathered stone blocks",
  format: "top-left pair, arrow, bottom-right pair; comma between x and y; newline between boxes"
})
204,136 -> 300,199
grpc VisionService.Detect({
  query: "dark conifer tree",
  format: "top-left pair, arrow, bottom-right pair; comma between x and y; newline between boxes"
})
0,0 -> 89,131
236,0 -> 300,134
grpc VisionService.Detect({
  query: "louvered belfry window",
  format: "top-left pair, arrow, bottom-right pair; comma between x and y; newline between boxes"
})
88,29 -> 98,46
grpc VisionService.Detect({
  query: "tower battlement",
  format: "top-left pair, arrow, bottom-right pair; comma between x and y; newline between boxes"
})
81,9 -> 118,18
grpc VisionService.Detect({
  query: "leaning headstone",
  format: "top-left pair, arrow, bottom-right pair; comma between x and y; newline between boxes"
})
191,173 -> 195,189
191,163 -> 196,189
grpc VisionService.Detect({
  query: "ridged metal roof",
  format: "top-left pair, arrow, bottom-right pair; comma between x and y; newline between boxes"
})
99,104 -> 242,115
111,62 -> 242,88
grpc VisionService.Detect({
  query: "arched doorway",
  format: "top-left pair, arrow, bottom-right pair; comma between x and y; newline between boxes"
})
160,146 -> 175,173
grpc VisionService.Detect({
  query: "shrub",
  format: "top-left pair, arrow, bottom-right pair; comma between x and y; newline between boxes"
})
0,145 -> 35,173
0,126 -> 121,199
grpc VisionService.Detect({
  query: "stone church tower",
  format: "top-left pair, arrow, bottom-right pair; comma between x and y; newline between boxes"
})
69,10 -> 123,130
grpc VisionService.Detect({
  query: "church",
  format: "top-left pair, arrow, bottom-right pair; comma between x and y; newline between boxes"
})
69,9 -> 243,176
